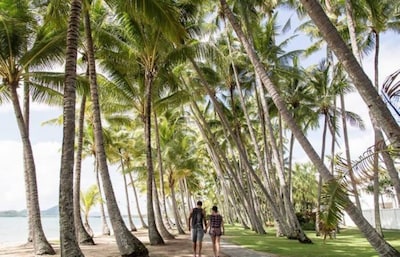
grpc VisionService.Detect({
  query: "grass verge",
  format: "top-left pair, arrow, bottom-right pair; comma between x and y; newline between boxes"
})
223,225 -> 400,257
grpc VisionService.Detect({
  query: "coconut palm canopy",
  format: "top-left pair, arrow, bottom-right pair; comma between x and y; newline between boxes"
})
0,0 -> 399,256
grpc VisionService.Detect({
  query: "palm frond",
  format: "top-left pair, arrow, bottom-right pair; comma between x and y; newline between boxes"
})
381,69 -> 400,118
320,179 -> 347,227
335,138 -> 400,187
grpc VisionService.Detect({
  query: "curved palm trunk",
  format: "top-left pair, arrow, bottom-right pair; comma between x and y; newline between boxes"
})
169,176 -> 185,234
191,59 -> 293,236
74,95 -> 95,244
344,0 -> 361,64
95,163 -> 111,236
59,0 -> 85,255
299,0 -> 400,145
372,31 -> 383,236
9,85 -> 55,255
128,173 -> 148,228
316,115 -> 328,236
83,9 -> 148,257
340,93 -> 361,210
144,71 -> 164,245
153,176 -> 175,239
22,79 -> 33,243
190,100 -> 272,234
121,165 -> 137,232
153,111 -> 173,230
220,0 -> 400,255
264,100 -> 309,241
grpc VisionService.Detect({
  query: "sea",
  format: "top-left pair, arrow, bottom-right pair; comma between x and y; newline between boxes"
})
0,216 -> 140,245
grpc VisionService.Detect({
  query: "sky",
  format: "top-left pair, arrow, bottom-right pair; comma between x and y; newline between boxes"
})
0,16 -> 399,213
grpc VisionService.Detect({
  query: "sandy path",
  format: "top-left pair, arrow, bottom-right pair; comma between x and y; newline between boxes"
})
0,229 -> 228,257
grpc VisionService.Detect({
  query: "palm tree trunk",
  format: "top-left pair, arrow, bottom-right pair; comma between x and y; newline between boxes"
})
10,85 -> 55,255
344,0 -> 362,64
340,93 -> 361,210
144,71 -> 164,245
373,142 -> 383,236
220,0 -> 400,255
153,111 -> 173,230
128,173 -> 148,228
153,176 -> 175,239
316,116 -> 329,236
59,0 -> 84,255
23,78 -> 33,243
83,9 -> 149,256
74,95 -> 95,244
122,169 -> 137,232
95,164 -> 110,236
169,176 -> 185,234
190,100 -> 272,234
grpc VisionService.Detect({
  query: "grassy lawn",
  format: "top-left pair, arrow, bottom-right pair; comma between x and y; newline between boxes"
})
223,225 -> 400,257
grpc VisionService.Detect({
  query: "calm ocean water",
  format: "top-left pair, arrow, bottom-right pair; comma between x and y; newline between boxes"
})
0,216 -> 139,244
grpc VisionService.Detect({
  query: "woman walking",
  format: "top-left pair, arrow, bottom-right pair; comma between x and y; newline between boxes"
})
206,206 -> 225,257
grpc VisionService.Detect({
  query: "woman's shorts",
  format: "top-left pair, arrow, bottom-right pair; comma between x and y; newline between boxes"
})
209,227 -> 222,237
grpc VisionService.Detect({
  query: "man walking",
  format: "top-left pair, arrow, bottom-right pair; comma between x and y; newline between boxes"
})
188,201 -> 207,257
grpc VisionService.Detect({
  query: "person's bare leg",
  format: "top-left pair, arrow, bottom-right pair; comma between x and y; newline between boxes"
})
211,236 -> 217,257
215,236 -> 221,257
193,242 -> 197,257
198,241 -> 202,257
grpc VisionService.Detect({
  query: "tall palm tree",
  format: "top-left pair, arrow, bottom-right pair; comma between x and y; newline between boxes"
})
0,0 -> 68,254
95,1 -> 189,243
220,0 -> 400,255
81,1 -> 149,254
360,0 -> 400,235
59,0 -> 85,255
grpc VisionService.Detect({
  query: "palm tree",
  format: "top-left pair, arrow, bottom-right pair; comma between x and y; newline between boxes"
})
359,0 -> 400,235
94,1 -> 189,243
0,0 -> 69,254
219,0 -> 400,255
298,0 -> 400,146
80,184 -> 102,237
81,1 -> 149,254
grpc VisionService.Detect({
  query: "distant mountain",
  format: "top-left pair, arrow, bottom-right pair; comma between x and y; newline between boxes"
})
0,205 -> 58,217
41,205 -> 59,216
0,209 -> 26,217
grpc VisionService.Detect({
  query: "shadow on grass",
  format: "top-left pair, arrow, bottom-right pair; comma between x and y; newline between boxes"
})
224,225 -> 400,257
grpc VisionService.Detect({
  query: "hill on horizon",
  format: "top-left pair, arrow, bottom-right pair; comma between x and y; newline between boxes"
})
0,205 -> 58,217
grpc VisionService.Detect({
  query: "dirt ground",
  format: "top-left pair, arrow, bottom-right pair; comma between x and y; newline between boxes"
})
0,229 -> 228,257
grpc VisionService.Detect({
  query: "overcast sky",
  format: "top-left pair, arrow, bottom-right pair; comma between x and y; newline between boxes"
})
0,19 -> 399,213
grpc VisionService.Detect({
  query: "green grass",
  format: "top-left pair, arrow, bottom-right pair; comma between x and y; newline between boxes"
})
223,225 -> 400,257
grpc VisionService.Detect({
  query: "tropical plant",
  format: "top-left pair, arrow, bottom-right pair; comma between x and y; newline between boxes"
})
80,184 -> 102,237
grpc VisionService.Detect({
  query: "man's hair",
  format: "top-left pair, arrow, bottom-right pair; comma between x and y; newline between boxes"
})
197,200 -> 202,206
